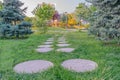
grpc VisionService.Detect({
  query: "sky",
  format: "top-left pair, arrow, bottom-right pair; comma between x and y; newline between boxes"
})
0,0 -> 89,17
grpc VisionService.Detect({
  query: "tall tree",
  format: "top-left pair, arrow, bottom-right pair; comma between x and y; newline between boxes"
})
0,1 -> 3,10
60,12 -> 68,28
74,3 -> 93,27
75,3 -> 90,21
0,0 -> 32,38
1,0 -> 27,24
87,0 -> 120,44
33,2 -> 55,33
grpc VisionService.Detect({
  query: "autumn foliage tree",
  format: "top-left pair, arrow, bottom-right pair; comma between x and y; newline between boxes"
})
67,13 -> 77,27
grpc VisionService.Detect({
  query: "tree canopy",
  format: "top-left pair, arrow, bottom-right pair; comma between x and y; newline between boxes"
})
87,0 -> 120,43
75,3 -> 90,20
0,0 -> 32,38
33,2 -> 55,33
0,0 -> 27,24
34,2 -> 55,21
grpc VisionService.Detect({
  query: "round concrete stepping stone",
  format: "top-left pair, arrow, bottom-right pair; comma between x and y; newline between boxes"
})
57,48 -> 74,52
44,42 -> 53,45
58,41 -> 67,44
57,44 -> 70,47
14,60 -> 54,74
46,39 -> 53,42
36,48 -> 53,53
61,59 -> 98,72
38,45 -> 52,48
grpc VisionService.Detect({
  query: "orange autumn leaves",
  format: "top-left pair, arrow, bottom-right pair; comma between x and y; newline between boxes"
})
58,13 -> 77,28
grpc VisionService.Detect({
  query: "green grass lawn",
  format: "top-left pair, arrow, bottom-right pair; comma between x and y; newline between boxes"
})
0,28 -> 120,80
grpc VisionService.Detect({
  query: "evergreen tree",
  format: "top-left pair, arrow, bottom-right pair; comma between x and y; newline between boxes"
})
87,0 -> 120,43
0,0 -> 32,38
61,12 -> 68,27
1,0 -> 27,24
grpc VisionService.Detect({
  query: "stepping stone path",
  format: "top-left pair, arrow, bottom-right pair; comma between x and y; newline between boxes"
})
13,60 -> 54,74
57,48 -> 75,53
58,37 -> 67,44
14,37 -> 98,74
61,59 -> 98,72
44,42 -> 53,45
36,48 -> 53,53
36,37 -> 54,53
56,37 -> 75,53
57,44 -> 70,47
38,45 -> 52,48
58,41 -> 67,44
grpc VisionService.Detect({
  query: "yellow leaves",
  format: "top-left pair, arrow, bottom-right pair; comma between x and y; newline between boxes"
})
67,13 -> 77,26
68,18 -> 77,26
